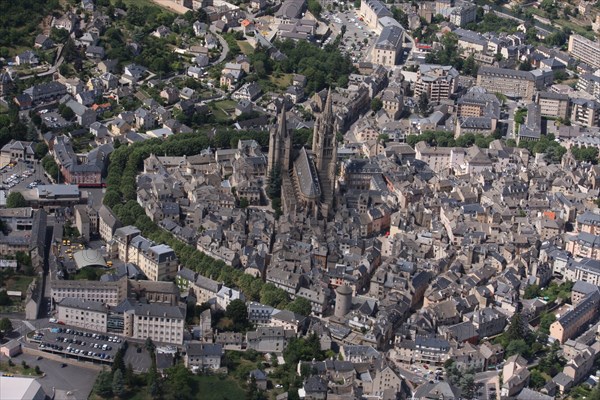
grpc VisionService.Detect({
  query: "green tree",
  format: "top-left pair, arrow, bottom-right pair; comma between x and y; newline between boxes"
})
286,297 -> 312,316
0,317 -> 13,337
34,142 -> 48,159
0,291 -> 10,306
103,190 -> 121,209
226,298 -> 249,331
529,369 -> 546,388
523,284 -> 540,299
518,61 -> 532,71
260,283 -> 289,308
125,363 -> 135,386
164,364 -> 194,400
94,371 -> 114,398
459,373 -> 477,399
506,312 -> 526,341
145,337 -> 156,353
307,0 -> 322,17
112,348 -> 126,373
589,385 -> 600,400
506,339 -> 529,357
370,97 -> 383,112
463,54 -> 478,77
112,369 -> 125,398
59,105 -> 75,120
6,192 -> 26,208
539,312 -> 556,334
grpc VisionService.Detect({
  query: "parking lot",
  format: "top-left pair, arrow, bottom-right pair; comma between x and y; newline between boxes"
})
0,160 -> 51,194
40,111 -> 69,130
323,8 -> 376,63
31,326 -> 123,366
7,351 -> 99,400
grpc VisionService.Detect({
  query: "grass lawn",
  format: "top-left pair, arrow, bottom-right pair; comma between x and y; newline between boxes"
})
268,73 -> 293,90
210,100 -> 238,122
0,361 -> 43,376
196,375 -> 246,400
237,41 -> 255,55
5,275 -> 35,294
72,267 -> 106,281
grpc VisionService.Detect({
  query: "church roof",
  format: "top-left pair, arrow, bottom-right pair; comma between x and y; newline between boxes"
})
294,148 -> 321,200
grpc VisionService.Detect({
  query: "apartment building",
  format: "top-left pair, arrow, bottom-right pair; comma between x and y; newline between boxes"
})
570,98 -> 600,127
568,34 -> 600,69
536,91 -> 570,120
577,73 -> 600,99
566,231 -> 600,260
564,258 -> 600,286
380,89 -> 403,119
449,3 -> 477,27
359,0 -> 393,31
476,67 -> 536,99
184,343 -> 223,371
113,225 -> 178,281
51,278 -> 128,306
113,225 -> 141,261
577,211 -> 600,234
123,302 -> 185,345
549,288 -> 600,343
415,64 -> 459,102
414,141 -> 466,173
140,244 -> 178,281
372,25 -> 404,67
98,205 -> 122,242
246,326 -> 294,353
571,280 -> 599,305
457,88 -> 500,118
56,298 -> 108,332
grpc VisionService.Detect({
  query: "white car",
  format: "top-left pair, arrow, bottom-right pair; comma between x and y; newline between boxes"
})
49,317 -> 58,323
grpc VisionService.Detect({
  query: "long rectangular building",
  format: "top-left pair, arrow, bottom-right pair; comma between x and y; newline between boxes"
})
476,67 -> 536,99
550,289 -> 600,343
568,34 -> 600,69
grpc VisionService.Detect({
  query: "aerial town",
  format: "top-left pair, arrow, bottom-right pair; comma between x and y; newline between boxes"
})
3,0 -> 600,399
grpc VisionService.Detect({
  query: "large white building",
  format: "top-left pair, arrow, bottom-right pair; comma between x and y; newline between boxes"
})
113,225 -> 178,281
568,34 -> 600,69
372,25 -> 404,67
0,376 -> 46,400
415,64 -> 459,103
57,298 -> 108,332
123,302 -> 185,344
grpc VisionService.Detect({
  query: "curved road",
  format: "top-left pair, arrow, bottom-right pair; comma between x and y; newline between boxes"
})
209,26 -> 230,65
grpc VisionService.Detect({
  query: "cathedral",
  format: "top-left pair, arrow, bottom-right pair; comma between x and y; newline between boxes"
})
267,88 -> 338,219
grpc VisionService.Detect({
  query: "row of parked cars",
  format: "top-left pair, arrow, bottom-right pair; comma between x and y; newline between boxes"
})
52,327 -> 122,343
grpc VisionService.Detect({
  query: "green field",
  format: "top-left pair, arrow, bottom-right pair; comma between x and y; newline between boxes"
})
6,275 -> 35,294
237,41 -> 255,55
196,375 -> 246,400
269,73 -> 293,89
210,99 -> 238,122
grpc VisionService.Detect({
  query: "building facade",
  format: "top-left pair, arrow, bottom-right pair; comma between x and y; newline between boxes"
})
568,34 -> 600,69
56,298 -> 108,332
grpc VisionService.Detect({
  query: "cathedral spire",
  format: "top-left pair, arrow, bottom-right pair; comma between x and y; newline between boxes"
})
324,87 -> 333,119
277,106 -> 287,137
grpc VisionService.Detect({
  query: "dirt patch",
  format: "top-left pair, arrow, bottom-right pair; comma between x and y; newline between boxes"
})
150,0 -> 190,14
